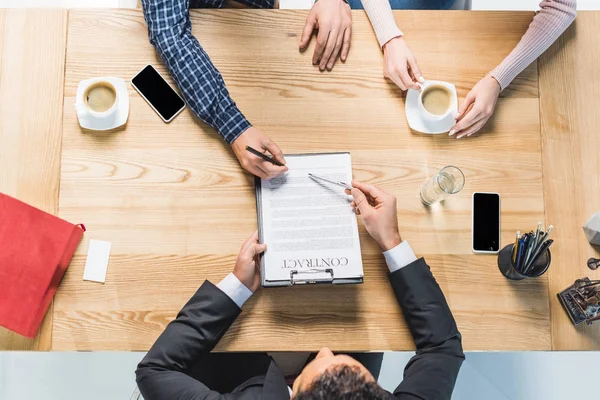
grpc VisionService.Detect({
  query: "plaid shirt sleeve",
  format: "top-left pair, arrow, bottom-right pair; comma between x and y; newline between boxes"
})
141,0 -> 265,144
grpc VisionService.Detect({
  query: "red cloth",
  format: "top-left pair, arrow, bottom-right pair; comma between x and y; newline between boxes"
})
0,193 -> 84,338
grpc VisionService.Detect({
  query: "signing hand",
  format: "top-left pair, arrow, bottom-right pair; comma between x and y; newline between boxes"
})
382,36 -> 424,91
449,76 -> 501,139
233,230 -> 267,293
231,127 -> 288,179
299,0 -> 352,71
345,180 -> 401,251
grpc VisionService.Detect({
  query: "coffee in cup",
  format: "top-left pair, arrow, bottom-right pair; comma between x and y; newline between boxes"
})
84,81 -> 117,113
420,84 -> 452,117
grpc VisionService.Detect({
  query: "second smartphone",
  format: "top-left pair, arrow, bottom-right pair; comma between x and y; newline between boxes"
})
472,192 -> 501,254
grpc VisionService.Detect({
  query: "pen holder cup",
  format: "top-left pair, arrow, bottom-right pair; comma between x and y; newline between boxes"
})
497,244 -> 551,280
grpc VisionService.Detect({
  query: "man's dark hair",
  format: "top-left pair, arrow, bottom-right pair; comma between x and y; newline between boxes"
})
294,365 -> 389,400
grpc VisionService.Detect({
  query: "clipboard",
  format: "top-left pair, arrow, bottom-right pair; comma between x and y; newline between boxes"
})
255,152 -> 364,287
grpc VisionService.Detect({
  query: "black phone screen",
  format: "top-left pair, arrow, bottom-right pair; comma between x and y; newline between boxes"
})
132,65 -> 185,122
473,193 -> 500,252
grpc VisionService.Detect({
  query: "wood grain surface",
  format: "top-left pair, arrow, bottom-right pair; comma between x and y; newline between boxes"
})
0,9 -> 68,350
54,9 -> 549,351
539,12 -> 600,350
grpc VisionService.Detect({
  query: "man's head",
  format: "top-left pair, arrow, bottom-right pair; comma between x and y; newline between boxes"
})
292,347 -> 389,400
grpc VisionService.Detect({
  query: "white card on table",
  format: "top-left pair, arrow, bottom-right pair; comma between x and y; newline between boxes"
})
83,239 -> 111,283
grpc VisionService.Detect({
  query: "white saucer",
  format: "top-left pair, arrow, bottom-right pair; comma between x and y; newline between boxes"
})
75,77 -> 129,131
405,81 -> 458,134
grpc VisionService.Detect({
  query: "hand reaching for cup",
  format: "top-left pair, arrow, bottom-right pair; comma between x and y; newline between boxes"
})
345,180 -> 401,251
382,36 -> 424,91
449,76 -> 501,139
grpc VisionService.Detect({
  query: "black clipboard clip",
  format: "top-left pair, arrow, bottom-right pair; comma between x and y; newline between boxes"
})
290,268 -> 334,285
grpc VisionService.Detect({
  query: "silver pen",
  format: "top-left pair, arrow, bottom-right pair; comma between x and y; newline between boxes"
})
308,173 -> 352,190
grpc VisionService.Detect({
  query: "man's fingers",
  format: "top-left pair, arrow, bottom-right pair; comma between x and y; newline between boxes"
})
456,118 -> 489,139
243,230 -> 259,247
350,188 -> 372,215
261,139 -> 286,165
351,180 -> 386,202
326,31 -> 344,70
449,107 -> 481,136
251,164 -> 269,180
300,14 -> 316,49
340,27 -> 351,61
241,230 -> 259,252
312,28 -> 330,65
260,160 -> 288,178
319,29 -> 338,70
251,243 -> 267,256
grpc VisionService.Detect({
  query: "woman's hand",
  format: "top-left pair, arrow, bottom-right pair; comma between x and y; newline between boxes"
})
450,76 -> 501,139
382,36 -> 424,91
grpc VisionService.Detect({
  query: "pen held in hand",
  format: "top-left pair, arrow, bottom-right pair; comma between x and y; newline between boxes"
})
245,145 -> 284,167
308,173 -> 352,190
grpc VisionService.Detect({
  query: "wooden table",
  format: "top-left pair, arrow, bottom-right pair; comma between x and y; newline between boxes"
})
53,9 -> 549,351
539,12 -> 600,350
0,9 -> 68,351
1,9 -> 598,352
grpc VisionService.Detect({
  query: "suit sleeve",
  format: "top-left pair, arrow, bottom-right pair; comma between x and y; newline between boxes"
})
389,258 -> 465,400
135,281 -> 241,400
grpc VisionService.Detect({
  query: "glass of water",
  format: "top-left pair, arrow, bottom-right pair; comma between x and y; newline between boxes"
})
420,166 -> 465,206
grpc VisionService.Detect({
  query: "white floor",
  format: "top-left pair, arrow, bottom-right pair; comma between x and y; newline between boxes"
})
0,0 -> 599,9
1,351 -> 598,399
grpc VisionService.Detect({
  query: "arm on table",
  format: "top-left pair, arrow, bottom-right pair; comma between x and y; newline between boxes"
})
135,279 -> 246,400
359,0 -> 423,90
141,0 -> 251,143
384,245 -> 464,400
490,0 -> 577,90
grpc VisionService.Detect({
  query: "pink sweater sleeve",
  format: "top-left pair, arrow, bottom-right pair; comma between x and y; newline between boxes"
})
491,0 -> 577,90
360,0 -> 404,48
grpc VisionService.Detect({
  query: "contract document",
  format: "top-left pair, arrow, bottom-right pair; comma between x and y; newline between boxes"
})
255,153 -> 364,287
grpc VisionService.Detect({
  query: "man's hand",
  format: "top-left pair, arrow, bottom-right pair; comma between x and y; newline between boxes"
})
233,230 -> 267,293
231,127 -> 288,179
382,36 -> 424,91
449,76 -> 501,139
345,180 -> 401,251
299,0 -> 352,71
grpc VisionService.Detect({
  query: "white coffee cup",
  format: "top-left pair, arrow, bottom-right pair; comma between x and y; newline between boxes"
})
75,77 -> 129,131
418,82 -> 455,121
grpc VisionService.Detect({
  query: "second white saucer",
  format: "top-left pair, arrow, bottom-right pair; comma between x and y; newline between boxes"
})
405,81 -> 458,134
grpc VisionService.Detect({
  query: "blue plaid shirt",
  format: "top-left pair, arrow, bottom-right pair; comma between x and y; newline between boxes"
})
142,0 -> 275,144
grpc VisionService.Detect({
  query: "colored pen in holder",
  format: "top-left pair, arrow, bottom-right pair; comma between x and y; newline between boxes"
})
497,243 -> 551,280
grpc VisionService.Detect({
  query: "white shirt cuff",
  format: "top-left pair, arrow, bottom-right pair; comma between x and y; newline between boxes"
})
216,273 -> 253,308
383,241 -> 417,273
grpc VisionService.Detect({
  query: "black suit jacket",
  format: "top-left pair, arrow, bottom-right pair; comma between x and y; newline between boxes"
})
136,258 -> 464,399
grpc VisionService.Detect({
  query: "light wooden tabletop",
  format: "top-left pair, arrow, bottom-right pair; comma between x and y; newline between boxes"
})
539,12 -> 600,350
1,9 -> 598,352
0,9 -> 67,351
53,9 -> 548,352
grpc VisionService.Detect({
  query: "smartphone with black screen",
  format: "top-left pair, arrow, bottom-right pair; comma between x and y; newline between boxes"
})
472,192 -> 501,254
131,65 -> 186,123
